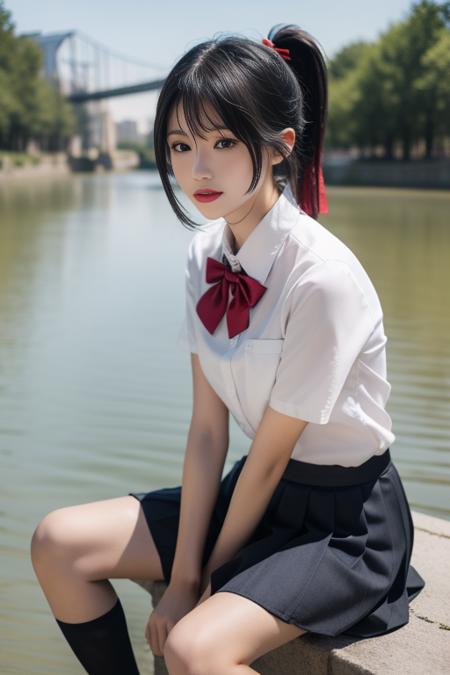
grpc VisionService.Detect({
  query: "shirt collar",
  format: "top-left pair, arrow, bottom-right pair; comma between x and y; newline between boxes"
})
220,182 -> 300,285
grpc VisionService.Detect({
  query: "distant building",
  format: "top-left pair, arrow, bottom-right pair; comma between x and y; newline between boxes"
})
87,100 -> 117,152
116,120 -> 142,144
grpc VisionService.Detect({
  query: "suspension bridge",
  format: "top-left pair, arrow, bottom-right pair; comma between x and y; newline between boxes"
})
24,30 -> 167,101
22,30 -> 168,158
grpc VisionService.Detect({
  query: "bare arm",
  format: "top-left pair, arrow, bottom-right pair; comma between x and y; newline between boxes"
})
202,404 -> 308,579
170,352 -> 230,588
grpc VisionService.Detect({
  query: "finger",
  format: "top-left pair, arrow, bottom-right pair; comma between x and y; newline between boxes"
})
160,622 -> 170,656
149,621 -> 159,656
146,616 -> 152,635
156,620 -> 168,657
146,619 -> 154,651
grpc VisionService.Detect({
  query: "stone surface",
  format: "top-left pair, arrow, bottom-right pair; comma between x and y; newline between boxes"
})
131,510 -> 450,674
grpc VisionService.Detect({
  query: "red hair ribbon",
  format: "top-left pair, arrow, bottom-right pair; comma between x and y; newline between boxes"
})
298,162 -> 329,219
262,37 -> 291,62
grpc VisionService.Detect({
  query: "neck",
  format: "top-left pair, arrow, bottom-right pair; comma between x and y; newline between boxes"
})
225,181 -> 281,253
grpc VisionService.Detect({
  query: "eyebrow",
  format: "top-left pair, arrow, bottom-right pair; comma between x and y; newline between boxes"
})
167,126 -> 230,138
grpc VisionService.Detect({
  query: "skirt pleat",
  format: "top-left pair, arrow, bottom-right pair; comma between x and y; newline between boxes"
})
129,453 -> 425,639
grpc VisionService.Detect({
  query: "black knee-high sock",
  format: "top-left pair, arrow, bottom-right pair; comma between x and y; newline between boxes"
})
55,597 -> 140,675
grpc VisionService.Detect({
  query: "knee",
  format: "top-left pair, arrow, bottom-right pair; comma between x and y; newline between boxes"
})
30,508 -> 74,568
164,626 -> 218,675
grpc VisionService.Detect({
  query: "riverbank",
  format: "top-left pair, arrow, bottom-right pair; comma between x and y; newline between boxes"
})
0,149 -> 139,179
323,157 -> 450,190
0,151 -> 71,178
1,151 -> 450,190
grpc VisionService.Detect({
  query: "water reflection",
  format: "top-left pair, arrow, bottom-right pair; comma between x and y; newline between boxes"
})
0,173 -> 449,673
320,187 -> 450,519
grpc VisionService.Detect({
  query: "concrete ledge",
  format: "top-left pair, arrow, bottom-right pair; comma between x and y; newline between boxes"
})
323,158 -> 450,189
131,510 -> 450,674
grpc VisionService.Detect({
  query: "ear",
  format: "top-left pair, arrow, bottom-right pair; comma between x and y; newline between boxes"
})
270,127 -> 296,166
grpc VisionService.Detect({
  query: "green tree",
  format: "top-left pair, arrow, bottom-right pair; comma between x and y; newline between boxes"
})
0,0 -> 76,152
0,1 -> 17,145
375,1 -> 447,159
7,35 -> 44,150
326,42 -> 372,151
416,27 -> 450,156
328,41 -> 370,80
33,74 -> 76,151
0,0 -> 15,70
353,40 -> 402,159
0,69 -> 17,143
327,42 -> 394,157
327,0 -> 450,159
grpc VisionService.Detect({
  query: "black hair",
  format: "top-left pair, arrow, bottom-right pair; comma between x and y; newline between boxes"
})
153,23 -> 328,229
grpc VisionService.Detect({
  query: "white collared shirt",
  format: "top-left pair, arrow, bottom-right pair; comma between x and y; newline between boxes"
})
178,182 -> 396,466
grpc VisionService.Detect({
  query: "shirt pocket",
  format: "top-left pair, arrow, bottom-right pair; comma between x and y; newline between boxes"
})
242,339 -> 285,429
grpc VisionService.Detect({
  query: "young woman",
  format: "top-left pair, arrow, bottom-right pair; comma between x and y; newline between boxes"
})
31,24 -> 425,675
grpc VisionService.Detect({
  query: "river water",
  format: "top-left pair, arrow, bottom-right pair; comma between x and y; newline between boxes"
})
0,171 -> 449,673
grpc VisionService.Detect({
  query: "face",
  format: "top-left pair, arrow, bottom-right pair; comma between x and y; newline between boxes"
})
166,100 -> 285,220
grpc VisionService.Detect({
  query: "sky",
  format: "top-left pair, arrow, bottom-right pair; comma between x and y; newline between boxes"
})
8,0 -> 416,134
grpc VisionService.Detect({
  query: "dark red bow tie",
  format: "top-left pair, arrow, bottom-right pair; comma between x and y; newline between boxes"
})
196,256 -> 267,338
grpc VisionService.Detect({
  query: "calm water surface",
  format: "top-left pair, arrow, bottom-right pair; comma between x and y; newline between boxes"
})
0,171 -> 449,673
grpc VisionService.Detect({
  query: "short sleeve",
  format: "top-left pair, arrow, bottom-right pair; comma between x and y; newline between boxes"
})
177,237 -> 199,354
268,260 -> 375,425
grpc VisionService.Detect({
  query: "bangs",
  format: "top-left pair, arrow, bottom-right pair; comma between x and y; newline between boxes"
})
176,66 -> 255,143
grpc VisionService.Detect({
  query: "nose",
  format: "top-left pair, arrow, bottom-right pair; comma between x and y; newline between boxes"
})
191,149 -> 213,180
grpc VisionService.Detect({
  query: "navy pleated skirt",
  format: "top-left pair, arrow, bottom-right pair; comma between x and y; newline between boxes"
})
128,448 -> 425,638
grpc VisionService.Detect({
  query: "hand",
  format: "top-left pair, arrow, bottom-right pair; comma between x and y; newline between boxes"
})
145,579 -> 200,657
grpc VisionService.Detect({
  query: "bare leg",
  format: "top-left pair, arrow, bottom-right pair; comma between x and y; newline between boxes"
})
30,495 -> 164,622
30,495 -> 165,674
164,591 -> 306,675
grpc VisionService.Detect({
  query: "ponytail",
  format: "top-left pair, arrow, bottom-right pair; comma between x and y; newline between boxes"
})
267,24 -> 329,219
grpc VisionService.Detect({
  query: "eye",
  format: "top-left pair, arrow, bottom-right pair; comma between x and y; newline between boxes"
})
169,138 -> 237,153
170,142 -> 189,153
216,138 -> 237,149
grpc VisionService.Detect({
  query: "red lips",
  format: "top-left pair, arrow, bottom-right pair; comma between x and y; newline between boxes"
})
194,190 -> 223,203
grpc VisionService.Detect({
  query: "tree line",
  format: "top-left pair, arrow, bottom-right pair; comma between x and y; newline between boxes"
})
326,1 -> 450,159
0,0 -> 449,159
0,1 -> 75,152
